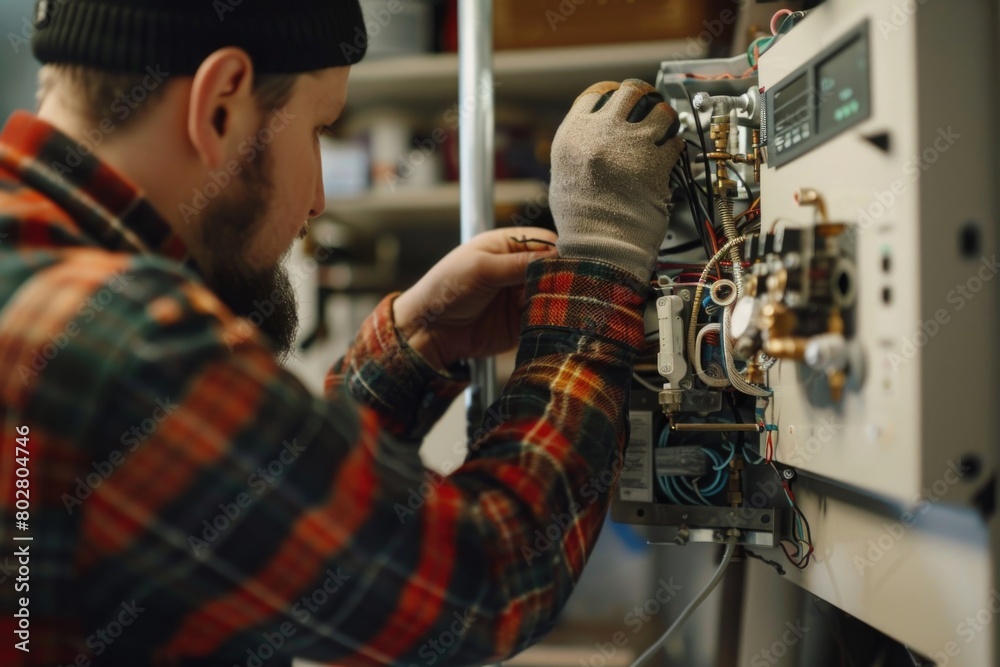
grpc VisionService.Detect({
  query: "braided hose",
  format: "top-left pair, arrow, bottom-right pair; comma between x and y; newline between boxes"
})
717,197 -> 744,296
686,236 -> 749,371
722,304 -> 772,397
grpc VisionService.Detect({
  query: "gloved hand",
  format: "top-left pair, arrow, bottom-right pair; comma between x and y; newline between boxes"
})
549,79 -> 684,281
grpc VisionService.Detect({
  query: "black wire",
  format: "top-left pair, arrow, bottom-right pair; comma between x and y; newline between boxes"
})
670,169 -> 705,254
679,152 -> 716,245
727,162 -> 755,201
737,210 -> 762,233
745,549 -> 786,576
659,238 -> 705,256
682,135 -> 717,224
672,159 -> 714,259
509,235 -> 556,248
671,164 -> 701,226
726,393 -> 746,449
688,90 -> 716,227
691,179 -> 714,213
682,137 -> 703,152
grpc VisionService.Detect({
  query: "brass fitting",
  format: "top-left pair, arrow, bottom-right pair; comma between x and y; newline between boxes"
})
745,359 -> 765,385
762,303 -> 796,338
728,457 -> 745,507
714,177 -> 738,198
828,369 -> 846,403
764,337 -> 809,360
710,115 -> 731,151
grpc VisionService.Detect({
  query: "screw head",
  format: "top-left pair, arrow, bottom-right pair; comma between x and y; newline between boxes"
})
781,468 -> 796,481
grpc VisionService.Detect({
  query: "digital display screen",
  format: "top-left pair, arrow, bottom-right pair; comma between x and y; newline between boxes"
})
816,35 -> 870,133
765,22 -> 871,167
770,74 -> 812,154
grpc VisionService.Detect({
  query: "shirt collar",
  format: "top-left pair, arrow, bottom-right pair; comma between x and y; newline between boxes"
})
0,110 -> 190,263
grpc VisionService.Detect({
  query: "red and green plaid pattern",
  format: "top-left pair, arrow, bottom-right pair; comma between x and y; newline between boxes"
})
0,111 -> 647,666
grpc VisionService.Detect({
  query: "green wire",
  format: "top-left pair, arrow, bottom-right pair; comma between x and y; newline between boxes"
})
747,13 -> 801,66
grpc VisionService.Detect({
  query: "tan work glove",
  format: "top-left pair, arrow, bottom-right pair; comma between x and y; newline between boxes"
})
549,79 -> 684,281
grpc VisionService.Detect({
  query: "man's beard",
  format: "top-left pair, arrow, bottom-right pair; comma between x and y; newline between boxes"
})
197,153 -> 299,361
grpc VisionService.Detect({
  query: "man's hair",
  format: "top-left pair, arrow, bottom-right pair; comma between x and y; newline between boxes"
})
36,65 -> 298,128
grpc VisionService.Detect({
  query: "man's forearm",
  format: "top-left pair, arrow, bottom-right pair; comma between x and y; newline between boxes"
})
327,293 -> 470,442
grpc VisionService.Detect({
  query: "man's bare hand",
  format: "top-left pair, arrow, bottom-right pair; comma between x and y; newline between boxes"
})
392,227 -> 558,370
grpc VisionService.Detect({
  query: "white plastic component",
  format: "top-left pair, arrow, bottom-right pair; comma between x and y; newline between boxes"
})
804,333 -> 848,372
695,324 -> 729,388
656,295 -> 688,387
710,279 -> 738,307
730,296 -> 756,338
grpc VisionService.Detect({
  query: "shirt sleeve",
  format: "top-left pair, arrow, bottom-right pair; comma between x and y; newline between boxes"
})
59,256 -> 646,665
326,292 -> 470,442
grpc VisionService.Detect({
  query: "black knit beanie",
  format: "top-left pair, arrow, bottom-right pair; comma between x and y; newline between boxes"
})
31,0 -> 368,74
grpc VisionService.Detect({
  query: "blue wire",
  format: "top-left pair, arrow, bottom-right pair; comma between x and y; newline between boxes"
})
668,475 -> 705,506
658,474 -> 681,504
657,427 -> 683,504
699,448 -> 728,497
701,471 -> 728,497
713,442 -> 735,470
657,426 -> 738,505
702,446 -> 723,466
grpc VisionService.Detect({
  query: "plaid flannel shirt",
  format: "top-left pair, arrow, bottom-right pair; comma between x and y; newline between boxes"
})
0,111 -> 646,667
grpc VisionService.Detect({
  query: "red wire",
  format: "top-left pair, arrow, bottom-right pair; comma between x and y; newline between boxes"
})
676,273 -> 711,283
770,8 -> 794,35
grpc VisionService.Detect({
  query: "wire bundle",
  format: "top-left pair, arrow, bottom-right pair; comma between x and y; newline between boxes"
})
656,428 -> 735,507
753,404 -> 815,569
747,9 -> 807,67
775,471 -> 814,569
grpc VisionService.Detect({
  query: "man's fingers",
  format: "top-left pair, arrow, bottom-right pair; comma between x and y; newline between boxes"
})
470,227 -> 558,254
570,81 -> 621,116
644,102 -> 681,144
504,226 -> 558,254
478,248 -> 558,288
627,92 -> 665,123
604,79 -> 658,119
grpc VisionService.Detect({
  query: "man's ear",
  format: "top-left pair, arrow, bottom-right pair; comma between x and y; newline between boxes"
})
187,47 -> 257,169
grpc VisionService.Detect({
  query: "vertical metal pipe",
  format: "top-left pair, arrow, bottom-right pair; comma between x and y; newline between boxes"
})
459,0 -> 497,431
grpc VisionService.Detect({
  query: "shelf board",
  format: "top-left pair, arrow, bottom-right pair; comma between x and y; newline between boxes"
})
324,180 -> 547,228
346,39 -> 707,108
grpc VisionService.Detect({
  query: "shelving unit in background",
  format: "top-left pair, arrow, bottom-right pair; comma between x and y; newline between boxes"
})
323,180 -> 545,229
344,39 -> 707,107
325,39 -> 707,229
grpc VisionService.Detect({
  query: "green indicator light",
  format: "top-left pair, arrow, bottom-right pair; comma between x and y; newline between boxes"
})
835,108 -> 844,121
